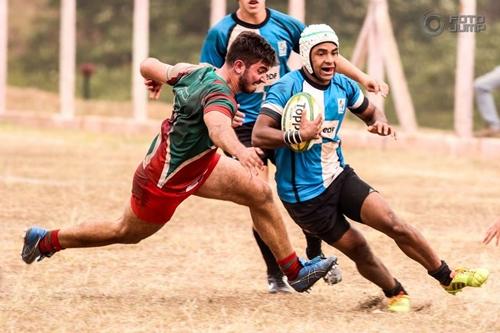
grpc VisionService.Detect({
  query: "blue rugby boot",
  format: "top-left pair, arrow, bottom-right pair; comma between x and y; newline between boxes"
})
288,255 -> 337,292
21,227 -> 53,264
306,253 -> 342,285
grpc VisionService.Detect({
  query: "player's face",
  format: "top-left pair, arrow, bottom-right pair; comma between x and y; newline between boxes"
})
238,61 -> 269,93
310,42 -> 339,84
238,0 -> 266,15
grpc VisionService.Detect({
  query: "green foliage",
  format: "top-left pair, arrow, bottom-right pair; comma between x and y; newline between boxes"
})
6,0 -> 500,129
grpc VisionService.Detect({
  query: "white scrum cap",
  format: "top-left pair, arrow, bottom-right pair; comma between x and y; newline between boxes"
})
299,24 -> 339,74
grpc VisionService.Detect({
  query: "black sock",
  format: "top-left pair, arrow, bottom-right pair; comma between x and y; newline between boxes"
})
304,232 -> 323,259
383,279 -> 408,298
252,228 -> 282,277
428,260 -> 452,286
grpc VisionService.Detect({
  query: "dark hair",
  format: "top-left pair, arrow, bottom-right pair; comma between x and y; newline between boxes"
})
226,31 -> 276,68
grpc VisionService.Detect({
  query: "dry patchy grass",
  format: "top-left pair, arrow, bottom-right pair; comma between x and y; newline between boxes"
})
0,123 -> 499,333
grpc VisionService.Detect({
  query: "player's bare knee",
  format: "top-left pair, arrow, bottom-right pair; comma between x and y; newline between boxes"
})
112,220 -> 145,244
385,218 -> 413,241
247,181 -> 274,207
378,210 -> 404,235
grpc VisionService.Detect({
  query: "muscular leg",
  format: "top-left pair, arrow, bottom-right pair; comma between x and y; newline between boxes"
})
250,166 -> 282,276
58,204 -> 164,248
332,226 -> 396,290
360,192 -> 441,272
194,156 -> 294,261
252,228 -> 282,276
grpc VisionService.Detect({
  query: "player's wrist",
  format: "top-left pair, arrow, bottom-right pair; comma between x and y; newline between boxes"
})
283,130 -> 303,146
233,145 -> 248,160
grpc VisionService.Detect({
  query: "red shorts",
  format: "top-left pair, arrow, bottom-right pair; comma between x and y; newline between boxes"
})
130,150 -> 220,224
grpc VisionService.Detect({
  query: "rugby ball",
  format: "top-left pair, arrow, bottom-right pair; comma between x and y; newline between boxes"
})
281,92 -> 321,152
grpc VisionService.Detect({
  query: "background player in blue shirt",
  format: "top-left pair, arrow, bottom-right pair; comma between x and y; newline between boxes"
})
200,0 -> 387,293
252,24 -> 489,312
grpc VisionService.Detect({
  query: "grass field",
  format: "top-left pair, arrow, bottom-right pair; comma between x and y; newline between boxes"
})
1,122 -> 499,333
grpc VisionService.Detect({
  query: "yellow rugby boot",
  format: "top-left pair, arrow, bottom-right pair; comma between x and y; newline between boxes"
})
387,292 -> 411,313
443,267 -> 490,295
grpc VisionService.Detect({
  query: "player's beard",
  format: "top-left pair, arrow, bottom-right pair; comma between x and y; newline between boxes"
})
238,70 -> 257,93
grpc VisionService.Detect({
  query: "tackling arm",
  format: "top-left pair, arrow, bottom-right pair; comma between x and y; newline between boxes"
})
204,112 -> 247,156
204,112 -> 264,173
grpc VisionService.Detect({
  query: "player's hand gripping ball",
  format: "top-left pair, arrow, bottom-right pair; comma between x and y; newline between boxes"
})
281,92 -> 321,152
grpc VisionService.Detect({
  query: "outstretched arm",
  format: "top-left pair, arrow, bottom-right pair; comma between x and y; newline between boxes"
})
140,58 -> 205,99
353,98 -> 396,138
336,55 -> 389,97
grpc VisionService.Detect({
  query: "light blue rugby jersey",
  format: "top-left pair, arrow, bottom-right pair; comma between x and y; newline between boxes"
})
200,8 -> 304,124
262,69 -> 366,203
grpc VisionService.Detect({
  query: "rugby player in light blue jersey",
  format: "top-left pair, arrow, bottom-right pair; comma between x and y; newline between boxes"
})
201,0 -> 386,293
253,24 -> 489,312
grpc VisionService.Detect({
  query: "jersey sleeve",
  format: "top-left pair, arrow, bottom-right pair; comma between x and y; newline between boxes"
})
166,63 -> 208,86
343,76 -> 368,114
273,10 -> 304,54
261,79 -> 293,123
201,85 -> 237,118
200,27 -> 227,68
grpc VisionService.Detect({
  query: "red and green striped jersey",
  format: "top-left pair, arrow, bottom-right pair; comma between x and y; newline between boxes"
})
144,65 -> 237,189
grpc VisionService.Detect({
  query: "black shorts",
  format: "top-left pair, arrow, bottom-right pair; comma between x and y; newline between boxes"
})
283,165 -> 376,245
224,122 -> 275,165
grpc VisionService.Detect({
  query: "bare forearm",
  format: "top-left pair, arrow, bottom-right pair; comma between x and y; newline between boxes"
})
356,101 -> 387,126
252,117 -> 287,149
336,55 -> 369,83
208,122 -> 247,156
252,127 -> 287,149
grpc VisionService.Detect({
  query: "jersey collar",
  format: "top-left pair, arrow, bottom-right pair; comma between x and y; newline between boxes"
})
299,68 -> 332,91
231,8 -> 271,29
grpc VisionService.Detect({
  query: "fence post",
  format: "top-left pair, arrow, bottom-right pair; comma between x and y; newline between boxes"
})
132,0 -> 149,122
454,0 -> 476,138
59,0 -> 76,119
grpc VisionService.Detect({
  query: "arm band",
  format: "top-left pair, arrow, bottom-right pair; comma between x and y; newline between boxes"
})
283,130 -> 303,146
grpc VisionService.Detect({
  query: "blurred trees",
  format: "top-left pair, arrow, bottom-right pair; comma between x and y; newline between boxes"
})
6,0 -> 500,129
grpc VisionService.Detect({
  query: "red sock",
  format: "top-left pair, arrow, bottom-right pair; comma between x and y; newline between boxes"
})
39,230 -> 63,254
277,252 -> 302,281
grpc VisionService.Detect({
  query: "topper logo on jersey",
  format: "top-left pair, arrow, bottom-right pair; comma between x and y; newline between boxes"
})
290,102 -> 307,130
